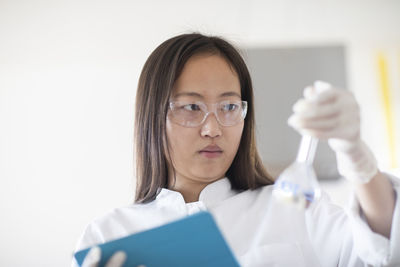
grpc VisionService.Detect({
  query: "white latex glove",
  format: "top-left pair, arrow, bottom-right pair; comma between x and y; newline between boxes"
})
288,80 -> 378,184
81,246 -> 127,267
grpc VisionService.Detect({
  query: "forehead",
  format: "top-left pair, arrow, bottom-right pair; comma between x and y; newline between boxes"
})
172,54 -> 241,99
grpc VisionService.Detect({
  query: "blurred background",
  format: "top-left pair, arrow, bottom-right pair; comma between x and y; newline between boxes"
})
0,0 -> 399,266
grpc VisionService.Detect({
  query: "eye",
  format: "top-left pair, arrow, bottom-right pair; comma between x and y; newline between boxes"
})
182,104 -> 201,111
222,103 -> 239,111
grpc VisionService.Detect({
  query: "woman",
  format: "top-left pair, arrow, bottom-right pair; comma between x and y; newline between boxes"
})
73,33 -> 399,267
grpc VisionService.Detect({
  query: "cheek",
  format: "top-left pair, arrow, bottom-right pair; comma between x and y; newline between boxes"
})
166,121 -> 195,162
230,122 -> 244,147
221,122 -> 244,160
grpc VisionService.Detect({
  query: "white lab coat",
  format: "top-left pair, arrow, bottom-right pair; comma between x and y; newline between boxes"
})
72,176 -> 400,267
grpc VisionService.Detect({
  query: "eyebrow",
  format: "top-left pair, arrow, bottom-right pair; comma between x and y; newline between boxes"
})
174,91 -> 241,98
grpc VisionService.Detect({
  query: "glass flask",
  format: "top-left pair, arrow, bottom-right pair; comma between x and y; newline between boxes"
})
273,135 -> 321,210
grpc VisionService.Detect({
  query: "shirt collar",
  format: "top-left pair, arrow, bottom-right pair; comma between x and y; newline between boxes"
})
156,177 -> 238,207
198,177 -> 237,206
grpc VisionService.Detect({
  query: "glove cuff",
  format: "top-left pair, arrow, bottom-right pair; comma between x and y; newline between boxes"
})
329,139 -> 378,184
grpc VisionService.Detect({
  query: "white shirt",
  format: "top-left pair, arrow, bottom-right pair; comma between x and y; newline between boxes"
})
73,176 -> 400,267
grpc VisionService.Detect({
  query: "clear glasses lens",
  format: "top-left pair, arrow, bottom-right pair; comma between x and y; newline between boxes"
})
168,101 -> 247,127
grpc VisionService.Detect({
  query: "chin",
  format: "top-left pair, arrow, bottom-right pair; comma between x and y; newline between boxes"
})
195,170 -> 226,182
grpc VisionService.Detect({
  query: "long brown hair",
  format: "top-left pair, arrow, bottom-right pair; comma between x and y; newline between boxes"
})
134,33 -> 273,203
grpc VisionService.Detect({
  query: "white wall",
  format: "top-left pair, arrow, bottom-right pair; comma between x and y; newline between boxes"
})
1,0 -> 399,266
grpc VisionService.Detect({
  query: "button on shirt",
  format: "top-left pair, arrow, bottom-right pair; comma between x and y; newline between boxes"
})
73,176 -> 400,267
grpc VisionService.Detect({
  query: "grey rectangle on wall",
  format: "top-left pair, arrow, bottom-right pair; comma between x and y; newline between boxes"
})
243,46 -> 347,180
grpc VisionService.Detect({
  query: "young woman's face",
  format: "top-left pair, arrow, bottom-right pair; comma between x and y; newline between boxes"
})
166,54 -> 244,186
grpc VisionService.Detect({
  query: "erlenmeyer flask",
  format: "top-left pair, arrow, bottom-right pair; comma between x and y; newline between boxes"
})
273,135 -> 321,210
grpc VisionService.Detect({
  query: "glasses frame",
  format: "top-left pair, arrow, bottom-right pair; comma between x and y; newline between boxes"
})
168,100 -> 248,127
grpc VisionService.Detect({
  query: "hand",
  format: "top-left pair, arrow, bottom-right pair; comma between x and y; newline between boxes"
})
288,81 -> 378,183
81,247 -> 127,267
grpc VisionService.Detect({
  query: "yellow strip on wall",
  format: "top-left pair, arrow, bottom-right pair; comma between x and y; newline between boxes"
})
377,53 -> 398,168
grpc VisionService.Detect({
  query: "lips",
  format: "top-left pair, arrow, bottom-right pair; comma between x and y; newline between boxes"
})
199,145 -> 223,158
200,144 -> 222,153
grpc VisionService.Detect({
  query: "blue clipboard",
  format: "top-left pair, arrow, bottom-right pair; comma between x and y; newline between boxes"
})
74,211 -> 240,267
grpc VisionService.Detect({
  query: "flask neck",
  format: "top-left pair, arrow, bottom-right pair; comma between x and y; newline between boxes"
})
296,135 -> 318,165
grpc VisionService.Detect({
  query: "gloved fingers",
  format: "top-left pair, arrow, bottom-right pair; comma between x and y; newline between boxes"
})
288,113 -> 339,132
304,84 -> 338,104
81,246 -> 101,267
302,122 -> 358,140
290,127 -> 342,140
290,128 -> 328,139
329,108 -> 360,140
295,84 -> 344,120
290,85 -> 361,141
105,251 -> 127,267
314,80 -> 333,92
292,98 -> 341,118
304,80 -> 332,98
297,82 -> 378,184
303,86 -> 314,99
288,112 -> 360,140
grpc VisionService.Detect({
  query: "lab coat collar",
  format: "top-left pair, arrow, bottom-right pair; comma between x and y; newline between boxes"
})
156,177 -> 237,208
199,177 -> 237,206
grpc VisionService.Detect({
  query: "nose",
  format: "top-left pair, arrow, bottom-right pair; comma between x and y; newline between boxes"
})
200,112 -> 222,138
